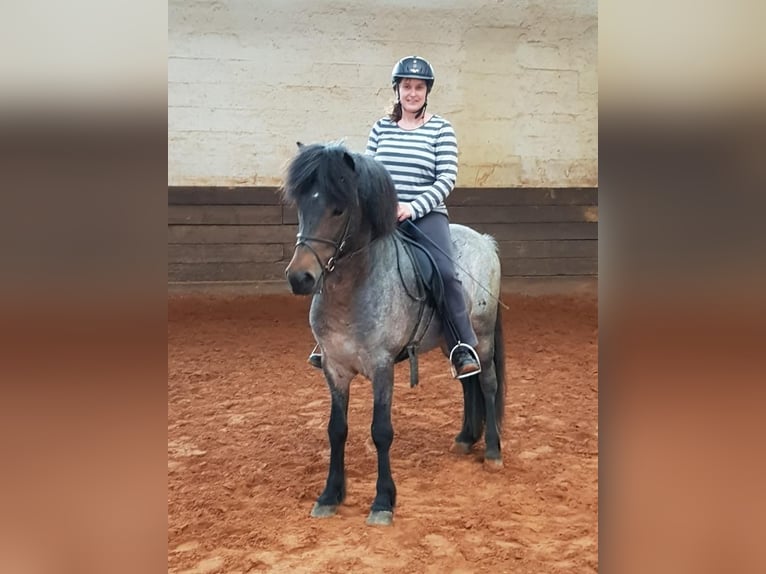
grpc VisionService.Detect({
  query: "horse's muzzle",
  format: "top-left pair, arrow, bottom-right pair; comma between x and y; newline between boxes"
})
286,269 -> 317,295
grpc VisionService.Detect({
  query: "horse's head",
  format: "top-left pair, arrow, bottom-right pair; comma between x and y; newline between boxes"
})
281,142 -> 362,295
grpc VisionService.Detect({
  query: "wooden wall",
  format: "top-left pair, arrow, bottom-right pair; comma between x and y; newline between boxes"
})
168,187 -> 597,284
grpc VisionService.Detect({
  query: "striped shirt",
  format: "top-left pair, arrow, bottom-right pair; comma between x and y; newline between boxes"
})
365,115 -> 458,220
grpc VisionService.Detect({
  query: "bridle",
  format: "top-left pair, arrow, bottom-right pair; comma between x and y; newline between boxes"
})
294,211 -> 353,275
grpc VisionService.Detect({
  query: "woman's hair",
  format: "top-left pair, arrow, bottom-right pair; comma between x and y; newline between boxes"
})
388,100 -> 403,123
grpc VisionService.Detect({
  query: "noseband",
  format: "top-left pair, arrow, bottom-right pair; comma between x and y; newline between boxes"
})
295,212 -> 352,275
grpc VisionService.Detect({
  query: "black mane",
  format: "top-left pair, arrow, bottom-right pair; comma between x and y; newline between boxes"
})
282,142 -> 398,239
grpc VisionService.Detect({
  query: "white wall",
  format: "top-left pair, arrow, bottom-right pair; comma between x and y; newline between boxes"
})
169,0 -> 597,187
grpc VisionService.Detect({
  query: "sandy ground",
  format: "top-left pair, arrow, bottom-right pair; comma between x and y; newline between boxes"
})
168,293 -> 598,573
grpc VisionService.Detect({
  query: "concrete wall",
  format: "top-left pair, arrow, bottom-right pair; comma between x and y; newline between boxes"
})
168,0 -> 598,188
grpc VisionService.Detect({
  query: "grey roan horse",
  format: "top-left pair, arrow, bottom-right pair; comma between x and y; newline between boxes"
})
282,142 -> 506,526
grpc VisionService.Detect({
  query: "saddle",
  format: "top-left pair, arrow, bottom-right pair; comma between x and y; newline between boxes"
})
393,226 -> 450,387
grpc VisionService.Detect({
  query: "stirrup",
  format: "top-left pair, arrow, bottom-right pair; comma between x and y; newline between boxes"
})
307,344 -> 322,369
449,343 -> 482,379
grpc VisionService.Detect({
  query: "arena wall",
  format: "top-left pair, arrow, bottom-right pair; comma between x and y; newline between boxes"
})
168,0 -> 597,285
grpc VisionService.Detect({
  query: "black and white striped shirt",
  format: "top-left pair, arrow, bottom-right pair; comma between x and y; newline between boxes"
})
365,115 -> 458,220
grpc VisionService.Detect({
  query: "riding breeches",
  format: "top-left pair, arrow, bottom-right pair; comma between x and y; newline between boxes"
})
404,212 -> 478,349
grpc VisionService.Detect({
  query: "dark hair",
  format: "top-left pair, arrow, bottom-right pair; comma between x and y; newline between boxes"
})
388,99 -> 403,123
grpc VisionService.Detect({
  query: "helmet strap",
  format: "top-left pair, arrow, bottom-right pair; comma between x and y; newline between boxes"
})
415,99 -> 428,119
393,82 -> 428,120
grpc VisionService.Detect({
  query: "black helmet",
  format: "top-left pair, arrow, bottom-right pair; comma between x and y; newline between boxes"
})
391,56 -> 435,91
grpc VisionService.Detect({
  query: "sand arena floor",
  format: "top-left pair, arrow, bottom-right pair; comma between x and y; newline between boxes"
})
168,293 -> 598,573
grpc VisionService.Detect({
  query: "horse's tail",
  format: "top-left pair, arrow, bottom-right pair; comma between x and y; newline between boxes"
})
461,375 -> 485,443
493,303 -> 506,431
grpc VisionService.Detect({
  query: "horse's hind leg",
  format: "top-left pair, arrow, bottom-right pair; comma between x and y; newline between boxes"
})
452,363 -> 502,468
480,363 -> 503,468
482,305 -> 506,469
366,365 -> 396,526
311,371 -> 351,518
453,377 -> 484,453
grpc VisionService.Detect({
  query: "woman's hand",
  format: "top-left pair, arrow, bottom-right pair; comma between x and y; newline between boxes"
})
396,202 -> 414,222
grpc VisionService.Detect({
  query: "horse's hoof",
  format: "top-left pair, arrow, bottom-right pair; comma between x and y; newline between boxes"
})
310,503 -> 338,518
451,440 -> 474,455
366,510 -> 394,526
483,457 -> 504,471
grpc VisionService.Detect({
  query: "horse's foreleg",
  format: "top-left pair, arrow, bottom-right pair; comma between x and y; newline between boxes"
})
367,366 -> 396,526
311,378 -> 350,518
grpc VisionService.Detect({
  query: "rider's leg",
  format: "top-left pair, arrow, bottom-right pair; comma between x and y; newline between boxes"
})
409,213 -> 480,379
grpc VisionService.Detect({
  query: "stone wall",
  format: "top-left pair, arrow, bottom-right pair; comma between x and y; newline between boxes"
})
168,0 -> 598,188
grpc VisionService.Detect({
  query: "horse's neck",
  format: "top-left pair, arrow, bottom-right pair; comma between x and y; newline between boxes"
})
316,235 -> 401,304
310,234 -> 426,349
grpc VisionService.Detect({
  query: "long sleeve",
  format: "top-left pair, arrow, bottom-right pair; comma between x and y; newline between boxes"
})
409,122 -> 458,219
365,122 -> 380,156
366,116 -> 458,221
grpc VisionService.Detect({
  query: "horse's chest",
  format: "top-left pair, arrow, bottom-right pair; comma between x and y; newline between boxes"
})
310,297 -> 392,351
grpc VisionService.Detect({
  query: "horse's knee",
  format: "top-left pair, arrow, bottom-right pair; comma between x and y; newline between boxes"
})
328,419 -> 348,443
371,423 -> 393,449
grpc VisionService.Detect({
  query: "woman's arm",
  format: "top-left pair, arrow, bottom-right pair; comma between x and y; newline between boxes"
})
409,121 -> 458,219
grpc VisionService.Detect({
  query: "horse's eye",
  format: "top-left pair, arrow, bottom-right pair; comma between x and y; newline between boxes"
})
332,207 -> 344,217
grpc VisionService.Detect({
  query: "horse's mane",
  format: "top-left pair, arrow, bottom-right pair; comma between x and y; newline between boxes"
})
282,142 -> 398,239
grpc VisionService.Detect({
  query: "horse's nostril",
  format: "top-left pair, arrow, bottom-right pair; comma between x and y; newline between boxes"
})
287,270 -> 316,295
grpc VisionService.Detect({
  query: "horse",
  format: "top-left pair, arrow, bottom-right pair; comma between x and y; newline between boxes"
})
281,141 -> 506,526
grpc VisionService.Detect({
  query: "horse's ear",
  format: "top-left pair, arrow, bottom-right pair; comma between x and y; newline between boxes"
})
296,141 -> 304,149
343,151 -> 355,171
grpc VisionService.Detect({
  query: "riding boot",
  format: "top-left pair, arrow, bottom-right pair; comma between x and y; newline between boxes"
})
307,344 -> 322,369
444,309 -> 481,378
449,343 -> 482,379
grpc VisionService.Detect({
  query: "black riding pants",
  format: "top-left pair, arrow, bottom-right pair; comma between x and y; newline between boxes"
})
405,212 -> 478,349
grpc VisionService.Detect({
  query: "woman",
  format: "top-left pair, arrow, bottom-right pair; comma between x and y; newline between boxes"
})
309,56 -> 481,379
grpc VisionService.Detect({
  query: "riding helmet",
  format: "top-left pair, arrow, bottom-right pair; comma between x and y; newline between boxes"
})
391,56 -> 435,92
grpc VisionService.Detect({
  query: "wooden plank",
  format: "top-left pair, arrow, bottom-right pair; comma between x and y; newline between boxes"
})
168,187 -> 282,205
283,205 -> 297,224
168,244 -> 284,263
463,222 -> 598,241
168,204 -> 597,227
496,240 -> 597,259
168,186 -> 598,206
168,224 -> 298,244
447,187 -> 598,206
450,205 -> 598,224
168,261 -> 290,282
168,205 -> 282,225
500,257 -> 598,276
169,257 -> 597,281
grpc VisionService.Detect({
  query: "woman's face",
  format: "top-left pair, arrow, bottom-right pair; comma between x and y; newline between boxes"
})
397,78 -> 428,113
